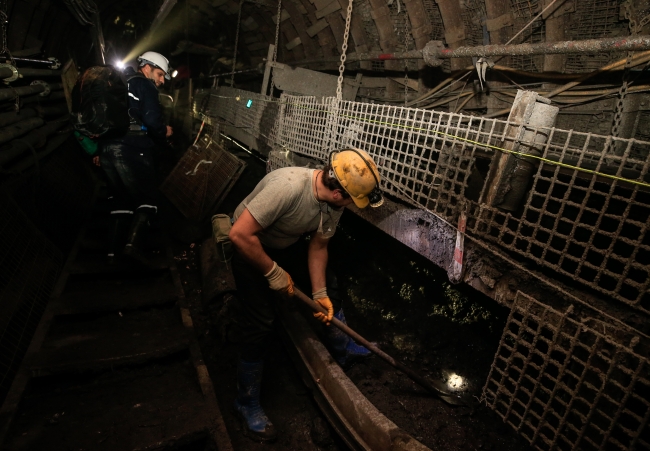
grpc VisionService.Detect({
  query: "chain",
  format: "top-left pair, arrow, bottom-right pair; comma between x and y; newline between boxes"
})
336,0 -> 354,101
231,0 -> 244,87
402,1 -> 413,105
611,0 -> 640,139
0,0 -> 8,56
269,0 -> 282,95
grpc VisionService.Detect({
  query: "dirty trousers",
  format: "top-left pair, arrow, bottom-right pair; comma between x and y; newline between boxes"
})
100,139 -> 159,212
231,239 -> 342,361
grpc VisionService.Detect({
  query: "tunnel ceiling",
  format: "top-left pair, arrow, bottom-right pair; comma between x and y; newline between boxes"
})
5,0 -> 650,81
143,0 -> 650,74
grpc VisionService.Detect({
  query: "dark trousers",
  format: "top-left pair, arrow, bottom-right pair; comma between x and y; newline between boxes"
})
231,238 -> 342,361
100,139 -> 159,213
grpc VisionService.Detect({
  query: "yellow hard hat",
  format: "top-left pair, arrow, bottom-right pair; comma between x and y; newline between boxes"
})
330,149 -> 384,208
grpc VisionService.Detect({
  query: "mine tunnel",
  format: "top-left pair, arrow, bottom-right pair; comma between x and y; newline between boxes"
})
1,0 -> 650,449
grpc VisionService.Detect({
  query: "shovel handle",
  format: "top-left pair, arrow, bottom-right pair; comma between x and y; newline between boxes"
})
292,287 -> 461,404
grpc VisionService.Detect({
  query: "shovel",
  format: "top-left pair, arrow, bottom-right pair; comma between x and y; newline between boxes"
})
292,287 -> 466,406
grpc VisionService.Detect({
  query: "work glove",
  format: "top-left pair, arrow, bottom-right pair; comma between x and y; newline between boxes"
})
264,261 -> 294,297
312,287 -> 334,325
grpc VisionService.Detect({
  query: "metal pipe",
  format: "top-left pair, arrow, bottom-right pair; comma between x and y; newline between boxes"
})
434,35 -> 650,60
3,131 -> 71,174
34,103 -> 69,116
0,66 -> 62,79
22,91 -> 66,105
0,82 -> 63,102
290,35 -> 650,67
0,117 -> 45,145
0,108 -> 37,127
0,84 -> 46,101
18,68 -> 62,77
0,118 -> 68,167
4,57 -> 57,66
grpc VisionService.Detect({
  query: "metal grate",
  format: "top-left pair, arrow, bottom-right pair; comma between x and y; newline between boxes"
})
565,0 -> 626,73
504,0 -> 546,72
483,291 -> 650,451
160,137 -> 246,222
355,0 -> 383,52
420,0 -> 444,40
0,194 -> 63,405
193,87 -> 280,148
460,0 -> 486,47
196,87 -> 650,311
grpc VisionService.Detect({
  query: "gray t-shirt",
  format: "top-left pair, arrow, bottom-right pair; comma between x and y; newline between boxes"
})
233,167 -> 343,249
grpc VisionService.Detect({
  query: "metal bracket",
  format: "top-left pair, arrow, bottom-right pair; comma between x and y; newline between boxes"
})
47,57 -> 61,70
0,64 -> 19,83
30,80 -> 51,96
422,40 -> 446,67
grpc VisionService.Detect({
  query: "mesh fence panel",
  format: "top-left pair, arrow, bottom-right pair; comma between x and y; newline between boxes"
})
195,87 -> 650,311
193,87 -> 280,148
483,291 -> 649,451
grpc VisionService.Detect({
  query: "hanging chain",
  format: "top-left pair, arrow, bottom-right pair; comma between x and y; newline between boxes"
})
231,0 -> 244,87
336,0 -> 354,101
402,1 -> 413,105
269,0 -> 282,95
0,0 -> 9,57
610,0 -> 640,139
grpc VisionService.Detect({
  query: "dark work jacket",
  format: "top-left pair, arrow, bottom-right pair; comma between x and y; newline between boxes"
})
119,66 -> 167,148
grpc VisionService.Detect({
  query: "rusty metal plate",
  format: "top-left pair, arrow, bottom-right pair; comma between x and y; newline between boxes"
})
160,137 -> 245,222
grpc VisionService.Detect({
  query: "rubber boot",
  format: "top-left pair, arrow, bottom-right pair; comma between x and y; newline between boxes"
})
324,309 -> 372,367
123,208 -> 158,267
233,360 -> 277,442
107,211 -> 132,264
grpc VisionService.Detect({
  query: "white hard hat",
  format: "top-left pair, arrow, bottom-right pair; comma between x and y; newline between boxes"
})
137,51 -> 171,80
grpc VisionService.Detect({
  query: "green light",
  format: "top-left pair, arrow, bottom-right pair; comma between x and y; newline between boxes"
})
246,99 -> 253,108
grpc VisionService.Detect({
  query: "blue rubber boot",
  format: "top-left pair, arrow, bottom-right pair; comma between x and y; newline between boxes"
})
325,309 -> 372,367
233,360 -> 277,442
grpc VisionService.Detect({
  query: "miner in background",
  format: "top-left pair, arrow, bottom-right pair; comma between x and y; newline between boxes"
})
100,51 -> 173,265
228,149 -> 384,441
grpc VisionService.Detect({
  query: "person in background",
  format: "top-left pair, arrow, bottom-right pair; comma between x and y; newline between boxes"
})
99,51 -> 173,265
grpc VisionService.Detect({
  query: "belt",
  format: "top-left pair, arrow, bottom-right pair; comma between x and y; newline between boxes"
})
128,124 -> 147,136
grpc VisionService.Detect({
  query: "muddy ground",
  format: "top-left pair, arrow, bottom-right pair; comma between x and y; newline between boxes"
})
172,149 -> 534,451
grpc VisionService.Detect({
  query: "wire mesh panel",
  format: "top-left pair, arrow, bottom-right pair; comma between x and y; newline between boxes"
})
160,137 -> 246,222
330,101 -> 491,217
467,130 -> 650,311
483,291 -> 650,451
199,87 -> 650,311
565,0 -> 626,73
0,194 -> 63,405
193,87 -> 279,147
275,95 -> 330,159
